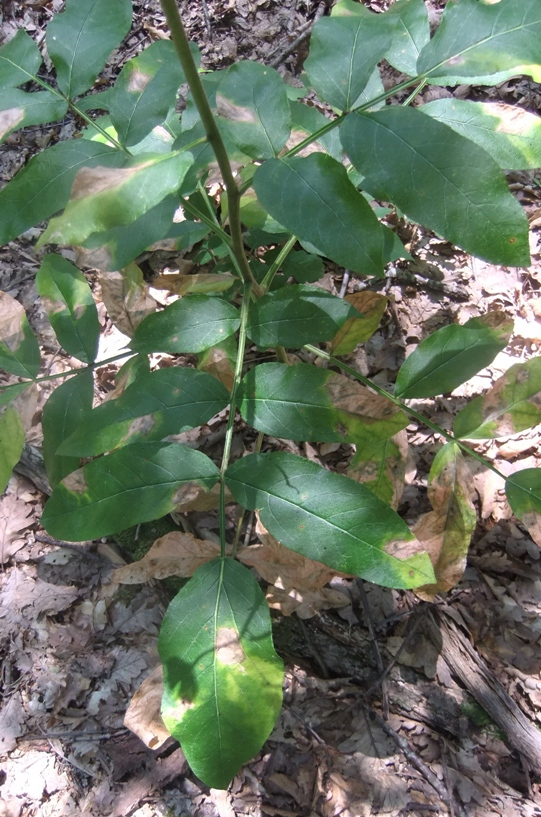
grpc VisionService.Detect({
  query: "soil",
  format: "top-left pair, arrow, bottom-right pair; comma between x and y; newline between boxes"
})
2,2 -> 541,816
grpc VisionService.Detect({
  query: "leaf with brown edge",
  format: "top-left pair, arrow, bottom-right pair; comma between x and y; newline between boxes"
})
330,292 -> 388,356
112,531 -> 221,584
100,265 -> 157,337
151,272 -> 236,296
197,336 -> 236,393
347,429 -> 408,509
0,291 -> 41,379
413,442 -> 477,601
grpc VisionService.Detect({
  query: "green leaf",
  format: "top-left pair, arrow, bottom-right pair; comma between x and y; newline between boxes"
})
131,295 -> 240,355
36,254 -> 100,364
38,151 -> 193,247
417,0 -> 541,86
110,41 -> 186,147
304,3 -> 392,111
288,101 -> 343,161
254,155 -> 384,277
0,30 -> 41,87
384,0 -> 430,76
59,367 -> 230,457
216,61 -> 291,159
246,284 -> 359,348
506,468 -> 541,546
280,250 -> 324,284
395,312 -> 513,399
42,370 -> 94,487
454,356 -> 541,440
422,99 -> 541,171
330,292 -> 388,355
46,0 -> 133,98
340,107 -> 530,267
348,430 -> 408,509
0,407 -> 24,494
0,89 -> 68,145
239,362 -> 407,443
0,291 -> 41,379
225,452 -> 435,589
0,382 -> 34,409
0,140 -> 123,245
41,442 -> 220,541
159,557 -> 284,790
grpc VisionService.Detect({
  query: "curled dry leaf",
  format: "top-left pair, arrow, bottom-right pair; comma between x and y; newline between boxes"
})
124,665 -> 172,750
99,264 -> 157,337
112,531 -> 220,584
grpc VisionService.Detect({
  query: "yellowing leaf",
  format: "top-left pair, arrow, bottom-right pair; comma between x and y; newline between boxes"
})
151,272 -> 235,296
348,429 -> 408,509
330,291 -> 388,355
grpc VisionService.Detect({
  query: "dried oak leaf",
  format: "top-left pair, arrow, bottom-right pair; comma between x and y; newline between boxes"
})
112,531 -> 220,584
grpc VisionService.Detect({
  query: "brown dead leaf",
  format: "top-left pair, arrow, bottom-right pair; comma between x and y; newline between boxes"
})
112,531 -> 220,584
173,481 -> 233,513
0,291 -> 27,353
266,585 -> 350,619
0,492 -> 34,563
330,291 -> 388,355
151,271 -> 235,296
99,264 -> 157,337
124,665 -> 171,750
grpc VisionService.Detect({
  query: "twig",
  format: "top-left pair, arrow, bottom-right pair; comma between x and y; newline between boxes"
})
357,581 -> 388,718
268,2 -> 326,68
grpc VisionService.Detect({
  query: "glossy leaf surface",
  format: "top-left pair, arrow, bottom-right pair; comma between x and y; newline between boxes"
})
0,407 -> 24,494
395,312 -> 513,399
506,468 -> 541,548
0,292 -> 41,379
41,442 -> 220,541
42,370 -> 94,487
59,367 -> 230,456
417,0 -> 541,86
46,0 -> 133,98
340,107 -> 530,267
384,0 -> 430,76
239,362 -> 407,443
254,155 -> 384,277
159,558 -> 283,789
454,357 -> 541,440
225,452 -> 435,589
246,285 -> 359,348
0,89 -> 68,145
131,295 -> 240,355
36,254 -> 100,364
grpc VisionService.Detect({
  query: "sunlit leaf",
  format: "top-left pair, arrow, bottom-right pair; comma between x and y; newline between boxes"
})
0,407 -> 24,494
330,292 -> 388,355
159,557 -> 284,789
0,292 -> 41,379
42,370 -> 94,487
113,531 -> 220,584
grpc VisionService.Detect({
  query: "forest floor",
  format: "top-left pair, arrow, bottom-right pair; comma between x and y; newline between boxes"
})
2,1 -> 541,816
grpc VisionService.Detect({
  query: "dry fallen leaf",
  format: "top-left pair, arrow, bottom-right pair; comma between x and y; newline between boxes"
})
124,665 -> 171,750
112,531 -> 221,584
0,491 -> 34,563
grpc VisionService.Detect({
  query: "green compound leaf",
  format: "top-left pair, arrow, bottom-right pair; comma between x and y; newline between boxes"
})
0,407 -> 25,494
42,370 -> 94,488
131,295 -> 240,355
0,291 -> 41,379
0,141 -> 123,245
246,284 -> 359,349
340,107 -> 530,267
506,468 -> 541,547
417,0 -> 541,86
59,367 -> 230,457
304,1 -> 392,112
41,442 -> 220,541
254,155 -> 384,278
0,89 -> 68,145
36,254 -> 100,364
216,61 -> 291,159
239,362 -> 407,444
159,557 -> 284,790
38,151 -> 193,247
454,356 -> 541,440
422,99 -> 541,171
225,452 -> 435,589
0,30 -> 42,87
384,0 -> 430,76
110,40 -> 190,147
46,0 -> 133,99
395,312 -> 513,399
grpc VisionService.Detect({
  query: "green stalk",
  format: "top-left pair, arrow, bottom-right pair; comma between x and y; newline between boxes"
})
260,235 -> 297,292
304,344 -> 509,483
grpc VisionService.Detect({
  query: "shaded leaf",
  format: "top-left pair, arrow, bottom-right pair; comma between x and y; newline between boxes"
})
0,89 -> 67,145
417,0 -> 541,86
413,443 -> 477,601
99,265 -> 157,337
41,442 -> 220,541
46,0 -> 132,98
38,151 -> 193,247
36,253 -> 100,364
330,292 -> 388,355
347,429 -> 408,509
384,0 -> 430,76
340,106 -> 530,267
113,531 -> 220,583
254,155 -> 384,277
131,295 -> 240,355
0,382 -> 34,410
159,557 -> 284,789
454,356 -> 541,440
288,100 -> 343,161
422,99 -> 541,171
197,336 -> 236,393
239,362 -> 408,443
59,367 -> 229,457
0,30 -> 42,88
41,370 -> 94,487
0,407 -> 24,494
216,61 -> 291,159
0,291 -> 40,379
225,452 -> 435,589
114,353 -> 151,394
304,2 -> 392,111
395,312 -> 513,399
506,468 -> 541,547
246,284 -> 360,349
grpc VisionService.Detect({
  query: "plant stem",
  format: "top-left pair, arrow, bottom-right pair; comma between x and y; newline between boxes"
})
159,0 -> 262,295
260,235 -> 297,291
304,344 -> 509,483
